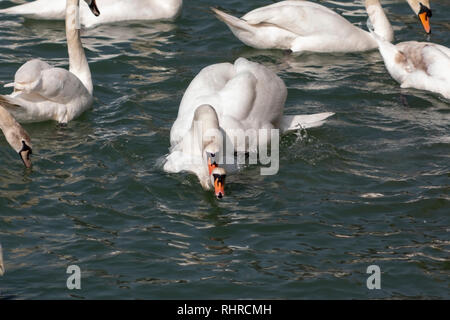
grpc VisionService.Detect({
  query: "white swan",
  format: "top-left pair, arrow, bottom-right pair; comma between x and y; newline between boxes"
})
0,0 -> 99,124
212,0 -> 394,53
372,34 -> 450,99
164,57 -> 334,198
0,105 -> 33,168
0,0 -> 183,28
405,0 -> 432,34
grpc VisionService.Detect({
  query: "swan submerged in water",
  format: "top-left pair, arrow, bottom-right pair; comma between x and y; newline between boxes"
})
212,0 -> 432,53
0,0 -> 183,28
0,0 -> 99,124
164,57 -> 334,198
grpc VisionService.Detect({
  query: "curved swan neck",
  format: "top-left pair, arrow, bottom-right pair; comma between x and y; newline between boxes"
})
191,105 -> 221,151
365,0 -> 394,42
0,106 -> 29,153
0,105 -> 16,132
66,0 -> 93,95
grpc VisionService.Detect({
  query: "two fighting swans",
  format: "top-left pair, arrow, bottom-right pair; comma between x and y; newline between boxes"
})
0,0 -> 183,28
212,0 -> 431,53
0,106 -> 32,168
0,0 -> 99,124
164,58 -> 334,198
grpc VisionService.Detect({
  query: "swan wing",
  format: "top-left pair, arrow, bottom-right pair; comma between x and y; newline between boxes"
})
11,60 -> 91,105
241,1 -> 349,36
394,42 -> 450,79
398,43 -> 450,98
227,57 -> 286,128
2,60 -> 93,123
170,62 -> 235,146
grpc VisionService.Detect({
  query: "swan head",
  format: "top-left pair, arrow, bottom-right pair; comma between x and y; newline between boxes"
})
418,3 -> 432,34
84,0 -> 100,17
406,0 -> 431,33
4,127 -> 33,168
19,140 -> 33,169
211,167 -> 226,199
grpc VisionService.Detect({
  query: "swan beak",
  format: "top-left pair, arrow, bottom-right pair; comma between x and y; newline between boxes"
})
19,141 -> 32,168
89,0 -> 100,17
214,179 -> 225,199
208,158 -> 218,175
418,5 -> 432,34
20,149 -> 32,168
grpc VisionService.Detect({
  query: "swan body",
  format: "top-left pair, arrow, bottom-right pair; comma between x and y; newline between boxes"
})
0,0 -> 98,124
212,0 -> 394,53
0,0 -> 183,28
164,57 -> 334,195
0,105 -> 32,167
374,36 -> 450,99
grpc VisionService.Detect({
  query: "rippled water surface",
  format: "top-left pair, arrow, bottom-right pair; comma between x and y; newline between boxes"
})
0,0 -> 449,299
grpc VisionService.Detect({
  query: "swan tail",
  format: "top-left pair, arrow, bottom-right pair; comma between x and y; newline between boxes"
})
211,7 -> 253,33
281,112 -> 334,133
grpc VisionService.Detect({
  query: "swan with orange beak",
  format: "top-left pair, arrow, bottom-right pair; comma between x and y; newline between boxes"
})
164,58 -> 334,199
406,0 -> 432,33
164,104 -> 227,199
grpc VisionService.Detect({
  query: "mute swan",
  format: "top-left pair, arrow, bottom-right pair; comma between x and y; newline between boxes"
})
0,0 -> 99,124
0,243 -> 4,276
0,0 -> 183,28
372,34 -> 450,99
405,0 -> 432,34
164,58 -> 334,198
0,105 -> 33,168
212,0 -> 394,53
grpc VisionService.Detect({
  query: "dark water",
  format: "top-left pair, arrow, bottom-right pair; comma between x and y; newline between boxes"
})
0,0 -> 448,299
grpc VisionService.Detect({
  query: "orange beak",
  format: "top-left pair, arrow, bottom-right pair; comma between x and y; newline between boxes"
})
208,158 -> 218,175
214,179 -> 225,199
419,11 -> 431,34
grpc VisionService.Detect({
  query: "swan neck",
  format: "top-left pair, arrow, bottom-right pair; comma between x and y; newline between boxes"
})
0,105 -> 26,153
190,105 -> 222,156
66,0 -> 93,95
0,106 -> 16,131
365,0 -> 394,42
